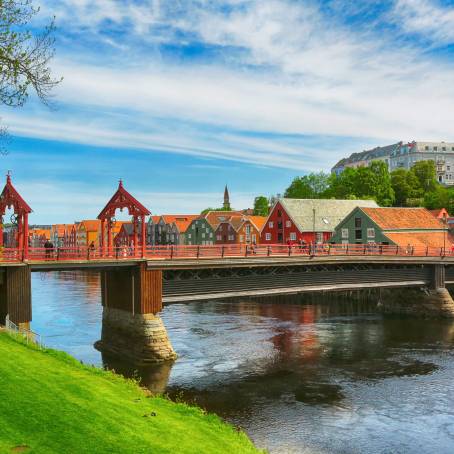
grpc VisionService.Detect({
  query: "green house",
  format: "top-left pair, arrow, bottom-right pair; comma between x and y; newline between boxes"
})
185,218 -> 215,245
331,207 -> 447,248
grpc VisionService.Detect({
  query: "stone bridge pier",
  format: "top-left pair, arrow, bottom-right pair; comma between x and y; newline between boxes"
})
379,264 -> 454,318
94,264 -> 176,365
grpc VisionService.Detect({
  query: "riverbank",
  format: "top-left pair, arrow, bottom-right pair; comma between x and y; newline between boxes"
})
0,331 -> 259,453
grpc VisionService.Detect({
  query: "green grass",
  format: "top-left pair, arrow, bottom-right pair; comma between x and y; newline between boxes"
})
0,332 -> 260,454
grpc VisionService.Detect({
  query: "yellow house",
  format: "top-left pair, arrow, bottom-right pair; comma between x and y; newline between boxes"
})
76,220 -> 101,247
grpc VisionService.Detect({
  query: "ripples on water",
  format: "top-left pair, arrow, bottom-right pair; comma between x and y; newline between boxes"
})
31,271 -> 454,453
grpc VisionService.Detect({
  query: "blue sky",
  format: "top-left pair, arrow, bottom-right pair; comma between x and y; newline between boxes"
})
2,0 -> 454,223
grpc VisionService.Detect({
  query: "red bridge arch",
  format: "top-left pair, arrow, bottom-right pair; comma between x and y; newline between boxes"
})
98,180 -> 150,257
0,173 -> 32,259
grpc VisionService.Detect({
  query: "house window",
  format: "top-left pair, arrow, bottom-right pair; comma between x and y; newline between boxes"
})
266,233 -> 271,241
355,230 -> 362,240
434,146 -> 438,151
316,232 -> 323,243
269,221 -> 274,228
278,221 -> 283,229
443,147 -> 446,151
188,234 -> 192,239
216,235 -> 222,241
425,146 -> 429,151
245,225 -> 251,234
341,228 -> 348,239
448,166 -> 451,171
252,234 -> 256,243
355,217 -> 362,228
277,210 -> 282,217
239,235 -> 244,242
290,232 -> 296,241
202,233 -> 205,238
209,232 -> 213,238
228,234 -> 234,241
286,220 -> 291,228
367,228 -> 375,238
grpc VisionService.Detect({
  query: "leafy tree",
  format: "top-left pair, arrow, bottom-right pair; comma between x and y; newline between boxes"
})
391,168 -> 412,206
367,160 -> 395,206
200,207 -> 227,215
326,167 -> 358,199
284,172 -> 330,199
423,186 -> 454,212
411,160 -> 438,192
253,196 -> 269,216
0,1 -> 61,107
391,168 -> 423,206
0,0 -> 61,151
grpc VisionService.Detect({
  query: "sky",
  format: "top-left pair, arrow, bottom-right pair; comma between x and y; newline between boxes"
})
2,0 -> 454,223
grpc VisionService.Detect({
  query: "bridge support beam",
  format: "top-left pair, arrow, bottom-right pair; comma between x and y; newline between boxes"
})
0,266 -> 32,329
379,264 -> 454,318
95,264 -> 176,365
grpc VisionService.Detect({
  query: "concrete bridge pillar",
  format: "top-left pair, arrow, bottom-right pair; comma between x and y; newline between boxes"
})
95,264 -> 176,365
380,264 -> 454,318
0,265 -> 32,329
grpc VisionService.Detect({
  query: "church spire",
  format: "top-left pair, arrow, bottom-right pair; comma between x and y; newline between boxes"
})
223,185 -> 231,210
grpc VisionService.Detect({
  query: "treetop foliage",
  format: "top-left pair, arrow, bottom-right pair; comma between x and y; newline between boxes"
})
282,160 -> 453,211
0,0 -> 62,108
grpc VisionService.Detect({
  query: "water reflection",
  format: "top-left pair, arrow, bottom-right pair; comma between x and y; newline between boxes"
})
31,271 -> 454,453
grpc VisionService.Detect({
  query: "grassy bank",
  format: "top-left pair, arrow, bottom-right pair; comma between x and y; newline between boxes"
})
0,332 -> 259,453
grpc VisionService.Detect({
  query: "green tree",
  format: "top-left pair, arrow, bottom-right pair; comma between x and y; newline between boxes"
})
423,185 -> 454,212
0,1 -> 61,107
411,160 -> 438,192
200,207 -> 227,215
391,168 -> 412,206
0,1 -> 61,152
391,168 -> 423,206
326,167 -> 358,199
284,172 -> 330,199
367,160 -> 395,206
253,196 -> 269,216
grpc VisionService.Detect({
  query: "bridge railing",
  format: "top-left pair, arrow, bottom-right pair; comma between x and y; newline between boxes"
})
0,243 -> 452,263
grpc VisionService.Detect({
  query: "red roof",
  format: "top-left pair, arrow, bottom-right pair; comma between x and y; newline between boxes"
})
98,180 -> 150,219
429,208 -> 449,219
0,174 -> 32,214
362,207 -> 444,230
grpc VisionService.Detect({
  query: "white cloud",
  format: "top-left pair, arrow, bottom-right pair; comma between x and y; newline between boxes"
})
393,0 -> 454,44
16,0 -> 454,172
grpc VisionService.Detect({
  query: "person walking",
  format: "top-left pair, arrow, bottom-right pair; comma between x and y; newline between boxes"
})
44,239 -> 54,260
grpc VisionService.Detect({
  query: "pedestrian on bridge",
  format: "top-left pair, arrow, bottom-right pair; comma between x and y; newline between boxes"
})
44,239 -> 54,260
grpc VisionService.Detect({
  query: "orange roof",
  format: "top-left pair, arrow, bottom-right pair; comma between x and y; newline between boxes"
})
78,220 -> 101,232
362,207 -> 444,230
248,216 -> 267,231
173,219 -> 195,233
385,232 -> 454,249
161,215 -> 198,225
150,215 -> 160,224
111,221 -> 127,235
29,228 -> 51,239
204,211 -> 243,228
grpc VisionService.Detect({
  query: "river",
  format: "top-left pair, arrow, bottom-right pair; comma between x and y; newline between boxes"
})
31,271 -> 454,453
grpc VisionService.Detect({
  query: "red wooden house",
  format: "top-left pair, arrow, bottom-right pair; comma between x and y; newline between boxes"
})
260,198 -> 379,245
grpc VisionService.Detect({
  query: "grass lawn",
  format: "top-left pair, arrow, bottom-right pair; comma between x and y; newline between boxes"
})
0,332 -> 260,453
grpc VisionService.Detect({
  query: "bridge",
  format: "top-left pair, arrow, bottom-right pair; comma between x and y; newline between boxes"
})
1,175 -> 454,365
